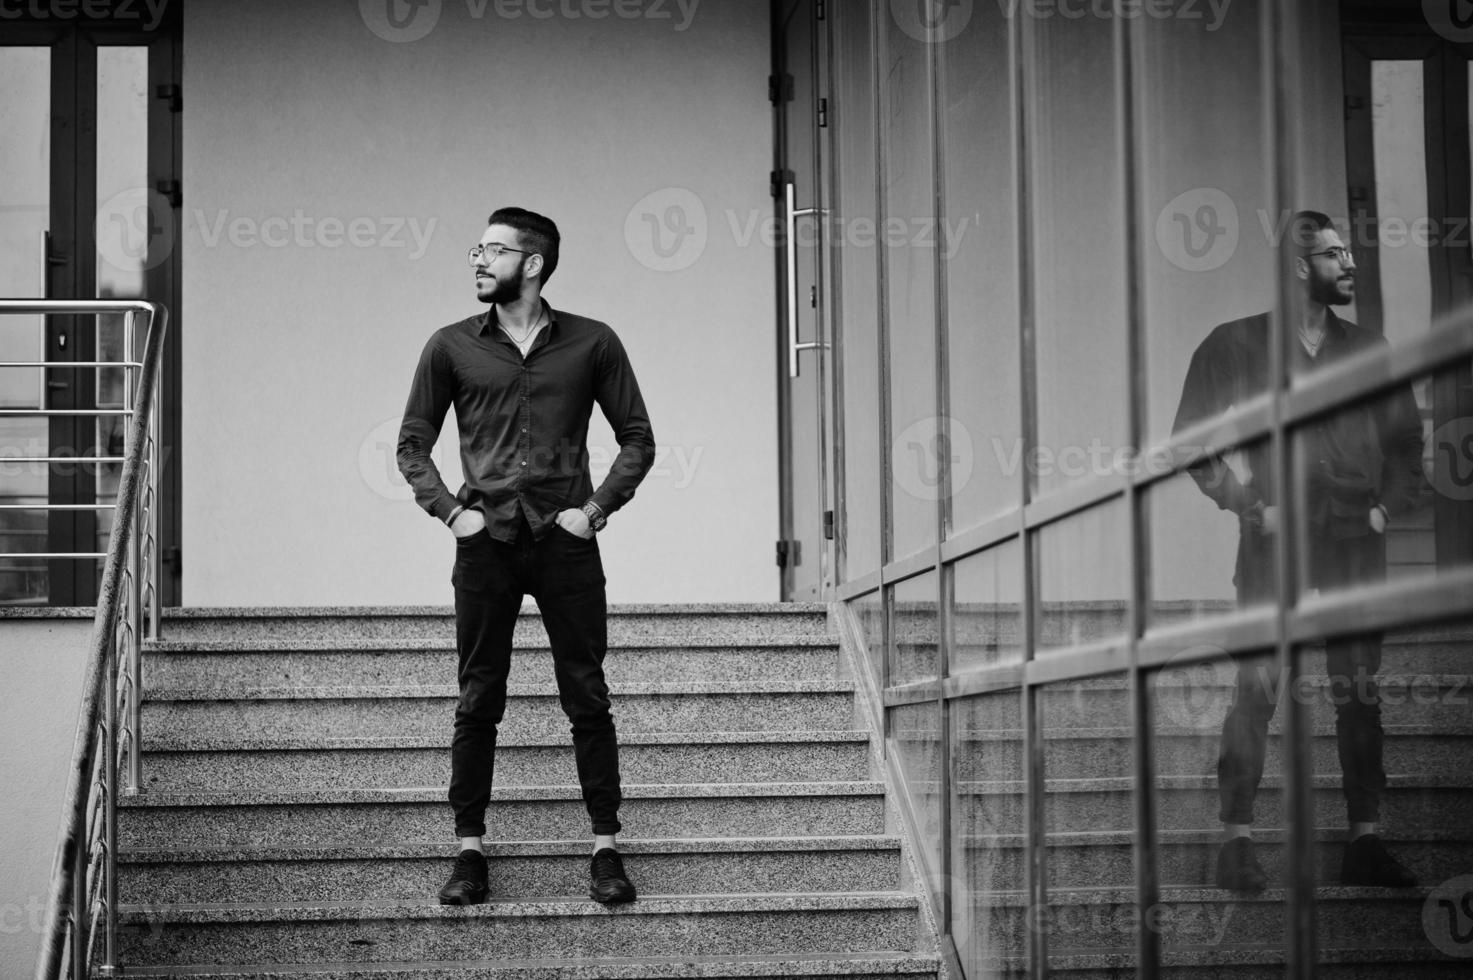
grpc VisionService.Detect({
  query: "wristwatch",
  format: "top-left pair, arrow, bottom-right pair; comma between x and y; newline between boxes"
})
581,501 -> 607,533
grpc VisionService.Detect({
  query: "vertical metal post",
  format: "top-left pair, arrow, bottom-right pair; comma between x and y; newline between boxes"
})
69,845 -> 85,980
101,634 -> 119,974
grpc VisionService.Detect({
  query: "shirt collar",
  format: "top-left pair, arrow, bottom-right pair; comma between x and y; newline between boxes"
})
478,299 -> 557,338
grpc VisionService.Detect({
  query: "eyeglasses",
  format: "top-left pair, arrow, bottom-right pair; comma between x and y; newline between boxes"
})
1306,246 -> 1354,264
467,243 -> 533,266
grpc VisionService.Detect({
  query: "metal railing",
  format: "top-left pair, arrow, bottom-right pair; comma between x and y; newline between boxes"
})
0,300 -> 169,980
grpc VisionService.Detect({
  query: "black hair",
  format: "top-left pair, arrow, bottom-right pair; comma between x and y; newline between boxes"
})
488,206 -> 560,284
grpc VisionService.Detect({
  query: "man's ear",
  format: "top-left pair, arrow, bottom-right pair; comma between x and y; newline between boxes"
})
1294,256 -> 1309,281
525,253 -> 545,282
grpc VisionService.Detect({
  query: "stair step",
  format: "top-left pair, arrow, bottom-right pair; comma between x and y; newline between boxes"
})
975,885 -> 1432,952
956,774 -> 1473,833
140,731 -> 874,790
158,605 -> 832,644
111,950 -> 942,979
118,782 -> 889,849
114,893 -> 923,965
995,946 -> 1468,979
141,682 -> 858,742
955,829 -> 1473,889
141,637 -> 843,688
950,725 -> 1473,781
118,836 -> 904,905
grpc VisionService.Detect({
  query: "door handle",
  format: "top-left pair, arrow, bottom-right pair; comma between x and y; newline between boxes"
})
785,181 -> 826,379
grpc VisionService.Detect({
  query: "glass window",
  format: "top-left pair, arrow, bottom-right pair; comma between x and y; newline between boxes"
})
833,0 -> 882,581
852,589 -> 885,686
1140,0 -> 1274,447
890,569 -> 939,686
1147,439 -> 1276,628
882,12 -> 939,558
1039,676 -> 1137,971
1148,647 -> 1289,966
1027,12 -> 1128,499
950,690 -> 1028,979
951,538 -> 1024,672
1034,499 -> 1130,653
939,2 -> 1021,533
1290,361 -> 1473,597
891,700 -> 943,889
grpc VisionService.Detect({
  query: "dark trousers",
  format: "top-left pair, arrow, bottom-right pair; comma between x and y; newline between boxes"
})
448,514 -> 622,839
1218,530 -> 1387,824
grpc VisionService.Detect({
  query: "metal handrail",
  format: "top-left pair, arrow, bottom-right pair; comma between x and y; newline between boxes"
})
0,299 -> 169,980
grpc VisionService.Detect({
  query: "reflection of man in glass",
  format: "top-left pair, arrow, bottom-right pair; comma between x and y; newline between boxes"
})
1172,211 -> 1425,892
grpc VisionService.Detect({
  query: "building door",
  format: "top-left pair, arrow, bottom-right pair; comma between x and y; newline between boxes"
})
775,0 -> 838,600
0,12 -> 181,606
1342,20 -> 1473,571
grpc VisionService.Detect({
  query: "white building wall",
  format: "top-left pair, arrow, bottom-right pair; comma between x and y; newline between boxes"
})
181,0 -> 776,605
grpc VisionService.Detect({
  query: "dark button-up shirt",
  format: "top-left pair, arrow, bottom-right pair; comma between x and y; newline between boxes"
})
1172,309 -> 1424,537
396,303 -> 655,542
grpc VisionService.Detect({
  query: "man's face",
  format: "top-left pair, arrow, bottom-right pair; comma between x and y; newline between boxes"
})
1303,228 -> 1356,306
473,224 -> 528,306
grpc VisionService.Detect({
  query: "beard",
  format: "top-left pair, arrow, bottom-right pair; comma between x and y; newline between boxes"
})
477,262 -> 525,305
1309,271 -> 1354,306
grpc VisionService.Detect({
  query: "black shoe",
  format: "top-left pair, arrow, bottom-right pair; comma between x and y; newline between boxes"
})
589,847 -> 636,904
1215,837 -> 1268,892
438,849 -> 489,905
1341,834 -> 1417,888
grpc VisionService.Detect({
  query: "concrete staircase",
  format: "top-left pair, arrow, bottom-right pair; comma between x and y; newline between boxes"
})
115,605 -> 943,979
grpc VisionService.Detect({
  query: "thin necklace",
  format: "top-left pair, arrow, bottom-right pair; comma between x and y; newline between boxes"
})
1298,324 -> 1325,356
501,308 -> 545,345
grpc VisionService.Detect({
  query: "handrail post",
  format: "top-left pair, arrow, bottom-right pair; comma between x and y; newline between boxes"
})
100,629 -> 120,976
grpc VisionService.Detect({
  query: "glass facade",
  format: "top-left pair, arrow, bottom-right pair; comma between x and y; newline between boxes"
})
822,1 -> 1473,976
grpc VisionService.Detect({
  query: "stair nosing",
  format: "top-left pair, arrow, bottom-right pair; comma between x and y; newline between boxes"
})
116,891 -> 920,924
143,636 -> 841,653
120,780 -> 888,807
143,679 -> 855,701
118,834 -> 907,864
141,729 -> 875,752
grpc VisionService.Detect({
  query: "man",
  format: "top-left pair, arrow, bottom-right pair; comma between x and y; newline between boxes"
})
1173,211 -> 1424,892
397,206 -> 655,906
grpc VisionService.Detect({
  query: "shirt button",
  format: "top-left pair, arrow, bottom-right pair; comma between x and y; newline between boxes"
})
521,460 -> 527,466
